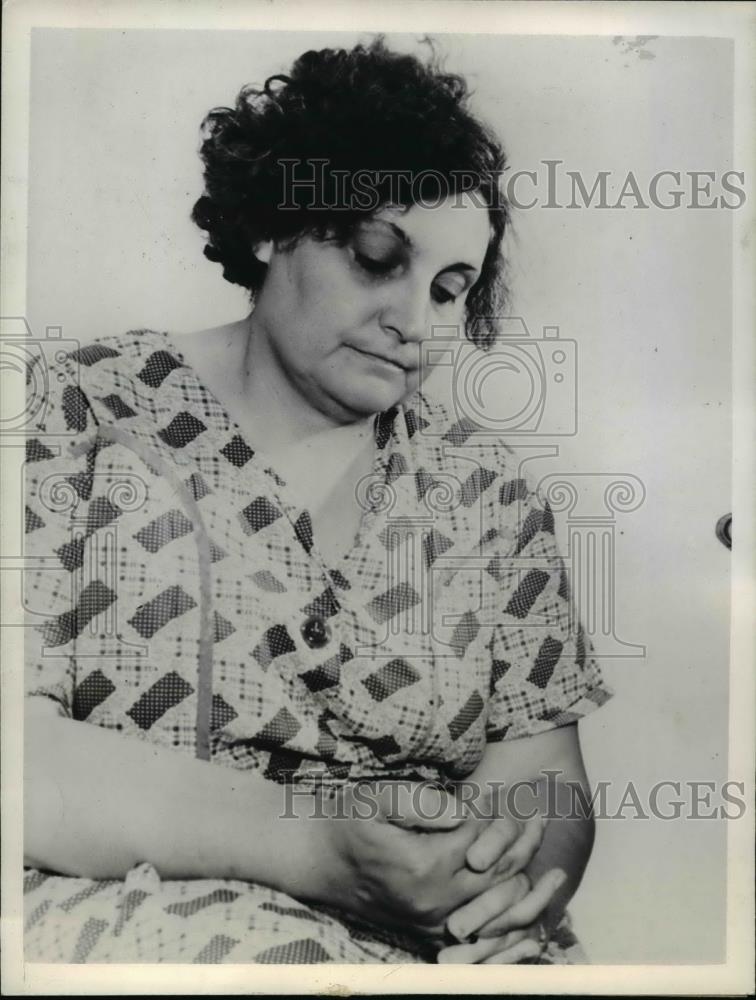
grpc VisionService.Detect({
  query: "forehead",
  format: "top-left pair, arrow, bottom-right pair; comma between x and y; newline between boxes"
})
373,194 -> 491,269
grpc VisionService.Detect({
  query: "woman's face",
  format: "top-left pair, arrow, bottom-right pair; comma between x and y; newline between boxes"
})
250,193 -> 491,424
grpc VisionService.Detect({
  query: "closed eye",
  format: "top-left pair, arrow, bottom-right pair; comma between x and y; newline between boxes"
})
432,274 -> 469,306
357,259 -> 468,305
353,251 -> 403,276
432,285 -> 458,305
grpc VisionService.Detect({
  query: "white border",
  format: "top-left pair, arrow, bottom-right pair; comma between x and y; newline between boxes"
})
2,1 -> 754,995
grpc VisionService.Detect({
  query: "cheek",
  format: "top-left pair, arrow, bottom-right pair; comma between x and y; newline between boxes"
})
283,247 -> 383,348
308,290 -> 380,349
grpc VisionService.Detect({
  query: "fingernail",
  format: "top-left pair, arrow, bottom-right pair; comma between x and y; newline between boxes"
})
468,850 -> 493,873
553,870 -> 568,888
466,849 -> 482,870
446,922 -> 467,942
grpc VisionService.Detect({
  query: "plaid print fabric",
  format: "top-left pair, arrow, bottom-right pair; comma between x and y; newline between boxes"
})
23,863 -> 585,964
23,329 -> 610,963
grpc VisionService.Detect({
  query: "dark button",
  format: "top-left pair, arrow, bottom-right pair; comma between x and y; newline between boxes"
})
715,513 -> 732,550
301,615 -> 331,649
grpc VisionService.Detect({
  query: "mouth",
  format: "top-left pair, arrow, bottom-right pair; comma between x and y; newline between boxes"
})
347,345 -> 416,373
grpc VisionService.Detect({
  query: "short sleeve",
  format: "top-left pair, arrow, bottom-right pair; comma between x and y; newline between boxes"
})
485,471 -> 612,742
23,352 -> 99,716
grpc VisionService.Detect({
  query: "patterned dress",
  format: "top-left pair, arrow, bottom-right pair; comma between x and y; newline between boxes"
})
23,329 -> 611,963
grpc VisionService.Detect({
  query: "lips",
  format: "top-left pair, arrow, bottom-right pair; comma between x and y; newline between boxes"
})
348,345 -> 417,372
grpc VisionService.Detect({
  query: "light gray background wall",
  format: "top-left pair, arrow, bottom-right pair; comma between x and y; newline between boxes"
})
27,28 -> 733,963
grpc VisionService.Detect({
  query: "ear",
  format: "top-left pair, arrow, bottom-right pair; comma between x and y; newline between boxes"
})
254,240 -> 273,264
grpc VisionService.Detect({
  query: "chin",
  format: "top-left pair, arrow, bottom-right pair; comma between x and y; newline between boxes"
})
334,378 -> 409,419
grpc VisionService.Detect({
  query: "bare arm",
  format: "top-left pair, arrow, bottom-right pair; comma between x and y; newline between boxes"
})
24,696 -> 332,898
24,696 -> 511,940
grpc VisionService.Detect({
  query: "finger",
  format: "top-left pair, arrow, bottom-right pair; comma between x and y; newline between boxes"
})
445,873 -> 530,941
436,929 -> 527,964
436,860 -> 517,920
427,811 -> 496,868
377,782 -> 468,831
465,815 -> 520,872
374,807 -> 499,909
498,814 -> 545,877
393,818 -> 522,923
481,938 -> 543,965
410,784 -> 469,830
480,868 -> 566,936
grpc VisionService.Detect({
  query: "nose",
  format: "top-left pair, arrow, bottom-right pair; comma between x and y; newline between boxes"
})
379,277 -> 429,345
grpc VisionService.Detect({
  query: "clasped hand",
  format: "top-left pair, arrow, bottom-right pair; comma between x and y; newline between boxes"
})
327,782 -> 565,964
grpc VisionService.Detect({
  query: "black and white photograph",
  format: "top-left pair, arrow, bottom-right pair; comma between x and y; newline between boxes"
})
1,0 -> 753,994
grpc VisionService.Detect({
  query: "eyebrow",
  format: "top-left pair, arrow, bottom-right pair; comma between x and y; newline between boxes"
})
381,220 -> 482,281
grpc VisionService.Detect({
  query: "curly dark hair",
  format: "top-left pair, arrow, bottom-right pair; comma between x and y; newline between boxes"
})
192,37 -> 509,349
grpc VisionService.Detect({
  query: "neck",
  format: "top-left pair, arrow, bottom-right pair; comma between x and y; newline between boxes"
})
240,313 -> 374,452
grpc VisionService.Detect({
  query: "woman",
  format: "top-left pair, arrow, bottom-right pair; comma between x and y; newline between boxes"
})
23,38 -> 611,964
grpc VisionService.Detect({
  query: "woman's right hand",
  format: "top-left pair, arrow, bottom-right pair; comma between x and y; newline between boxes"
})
316,781 -> 511,941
